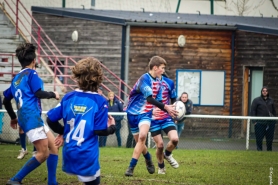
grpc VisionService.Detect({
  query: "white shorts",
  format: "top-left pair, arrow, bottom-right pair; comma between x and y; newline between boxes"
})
26,124 -> 50,143
67,169 -> 100,182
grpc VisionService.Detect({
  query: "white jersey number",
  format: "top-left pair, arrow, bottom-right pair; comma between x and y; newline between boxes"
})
15,89 -> 23,109
66,118 -> 85,146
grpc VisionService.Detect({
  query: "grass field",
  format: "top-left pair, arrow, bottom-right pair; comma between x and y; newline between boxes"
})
0,144 -> 277,185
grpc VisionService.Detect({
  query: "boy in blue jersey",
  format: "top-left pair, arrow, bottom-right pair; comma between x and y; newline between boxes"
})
3,43 -> 60,185
151,73 -> 179,174
125,56 -> 178,176
46,57 -> 116,185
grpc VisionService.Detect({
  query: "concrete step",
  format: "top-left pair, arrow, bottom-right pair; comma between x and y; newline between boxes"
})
0,14 -> 6,21
0,38 -> 22,44
0,27 -> 16,36
0,35 -> 21,40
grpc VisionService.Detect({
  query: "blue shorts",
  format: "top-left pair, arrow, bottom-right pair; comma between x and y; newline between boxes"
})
150,116 -> 176,136
127,112 -> 152,135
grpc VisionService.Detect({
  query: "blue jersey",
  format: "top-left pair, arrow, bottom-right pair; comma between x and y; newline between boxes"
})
126,73 -> 162,115
47,90 -> 108,176
153,76 -> 177,120
3,68 -> 44,133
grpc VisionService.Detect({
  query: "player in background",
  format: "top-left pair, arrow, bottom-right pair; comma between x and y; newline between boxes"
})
151,72 -> 179,174
46,57 -> 116,185
125,56 -> 178,176
3,43 -> 60,185
17,62 -> 40,160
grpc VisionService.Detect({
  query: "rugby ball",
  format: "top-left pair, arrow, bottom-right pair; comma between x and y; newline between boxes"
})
173,101 -> 186,121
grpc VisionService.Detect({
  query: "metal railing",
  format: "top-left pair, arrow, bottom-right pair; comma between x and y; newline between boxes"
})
0,0 -> 131,102
1,109 -> 277,151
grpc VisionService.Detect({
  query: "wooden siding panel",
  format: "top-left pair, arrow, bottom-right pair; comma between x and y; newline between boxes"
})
234,31 -> 278,116
129,27 -> 232,115
32,12 -> 123,93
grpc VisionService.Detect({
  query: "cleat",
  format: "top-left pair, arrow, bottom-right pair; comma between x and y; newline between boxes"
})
125,167 -> 134,176
145,158 -> 155,174
6,179 -> 22,185
158,167 -> 166,174
17,149 -> 28,159
164,154 -> 179,169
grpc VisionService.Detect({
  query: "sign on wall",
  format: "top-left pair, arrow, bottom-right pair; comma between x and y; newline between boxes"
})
176,70 -> 225,106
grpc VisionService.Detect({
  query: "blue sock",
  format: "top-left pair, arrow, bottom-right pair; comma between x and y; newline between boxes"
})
19,133 -> 26,151
165,150 -> 172,157
47,154 -> 58,185
143,151 -> 151,161
11,157 -> 41,182
129,158 -> 138,168
158,162 -> 165,169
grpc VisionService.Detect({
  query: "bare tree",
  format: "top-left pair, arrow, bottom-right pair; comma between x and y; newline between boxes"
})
217,0 -> 266,16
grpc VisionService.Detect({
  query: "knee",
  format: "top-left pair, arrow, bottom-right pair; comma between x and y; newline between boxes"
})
37,149 -> 49,162
156,143 -> 164,152
171,137 -> 179,146
138,133 -> 147,142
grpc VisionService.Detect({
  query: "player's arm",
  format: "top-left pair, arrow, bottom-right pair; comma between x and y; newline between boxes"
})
94,125 -> 116,136
3,88 -> 17,120
3,88 -> 18,129
3,97 -> 17,120
35,89 -> 57,99
29,71 -> 59,100
146,95 -> 166,111
46,101 -> 64,134
94,102 -> 116,136
46,117 -> 64,135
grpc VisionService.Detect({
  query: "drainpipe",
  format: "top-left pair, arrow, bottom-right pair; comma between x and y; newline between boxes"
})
124,25 -> 130,101
62,0 -> 66,8
210,0 -> 214,15
228,31 -> 235,138
120,25 -> 127,100
176,0 -> 181,13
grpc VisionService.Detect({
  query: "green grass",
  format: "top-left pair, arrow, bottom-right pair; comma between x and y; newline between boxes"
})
0,144 -> 277,185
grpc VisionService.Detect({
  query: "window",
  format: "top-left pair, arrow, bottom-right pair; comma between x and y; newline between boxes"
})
176,70 -> 225,106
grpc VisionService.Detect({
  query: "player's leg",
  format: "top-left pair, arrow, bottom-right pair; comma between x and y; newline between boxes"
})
150,119 -> 165,174
163,121 -> 179,169
45,124 -> 59,185
77,174 -> 100,185
125,113 -> 154,176
17,127 -> 28,159
152,133 -> 165,174
7,127 -> 49,184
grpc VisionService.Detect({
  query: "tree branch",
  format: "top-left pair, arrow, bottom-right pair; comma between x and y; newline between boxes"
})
270,0 -> 278,11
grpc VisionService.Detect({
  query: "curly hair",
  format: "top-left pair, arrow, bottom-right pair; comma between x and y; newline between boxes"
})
15,43 -> 36,68
72,57 -> 103,92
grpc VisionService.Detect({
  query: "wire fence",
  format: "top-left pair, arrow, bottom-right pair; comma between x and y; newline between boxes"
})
0,110 -> 277,151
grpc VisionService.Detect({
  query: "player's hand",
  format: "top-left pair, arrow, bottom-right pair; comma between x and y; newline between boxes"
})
53,91 -> 60,100
107,115 -> 115,127
164,104 -> 178,118
54,134 -> 64,147
10,118 -> 18,129
152,107 -> 161,117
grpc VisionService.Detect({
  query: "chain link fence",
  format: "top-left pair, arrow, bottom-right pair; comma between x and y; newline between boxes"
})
0,111 -> 277,151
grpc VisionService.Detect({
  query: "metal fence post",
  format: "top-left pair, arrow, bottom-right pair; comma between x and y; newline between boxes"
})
246,118 -> 250,150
